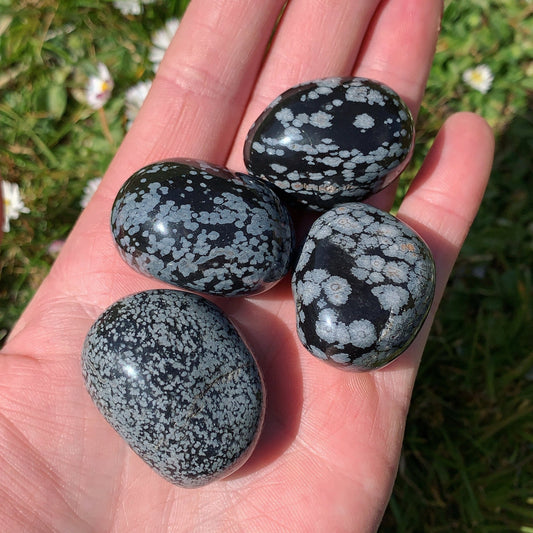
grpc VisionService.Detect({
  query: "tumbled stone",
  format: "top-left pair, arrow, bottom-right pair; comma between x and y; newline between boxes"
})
292,203 -> 435,371
82,289 -> 265,487
244,77 -> 414,211
111,158 -> 294,296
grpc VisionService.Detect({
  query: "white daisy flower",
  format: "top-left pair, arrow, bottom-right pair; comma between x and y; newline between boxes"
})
80,177 -> 103,208
47,239 -> 66,256
86,63 -> 114,110
462,64 -> 494,94
2,180 -> 30,232
113,0 -> 142,14
125,79 -> 152,128
113,0 -> 155,16
149,18 -> 180,71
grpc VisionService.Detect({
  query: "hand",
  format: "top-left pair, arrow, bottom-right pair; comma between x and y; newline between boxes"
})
0,1 -> 494,531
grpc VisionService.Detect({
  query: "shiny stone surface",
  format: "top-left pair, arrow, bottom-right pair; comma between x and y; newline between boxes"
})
292,203 -> 435,370
82,289 -> 265,487
111,158 -> 294,296
244,77 -> 414,211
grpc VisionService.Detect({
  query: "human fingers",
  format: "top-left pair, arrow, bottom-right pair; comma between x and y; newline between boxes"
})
228,0 -> 442,173
355,0 -> 443,117
4,0 -> 288,345
104,0 -> 287,200
288,113 -> 493,532
398,112 -> 494,306
373,112 -> 494,402
226,0 -> 383,170
351,115 -> 494,526
356,0 -> 444,211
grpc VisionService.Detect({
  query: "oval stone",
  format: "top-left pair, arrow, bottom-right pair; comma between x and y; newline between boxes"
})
111,158 -> 294,296
292,203 -> 435,371
82,289 -> 265,487
244,77 -> 414,211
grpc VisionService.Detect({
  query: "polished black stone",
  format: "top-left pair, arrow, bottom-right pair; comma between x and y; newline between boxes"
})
244,77 -> 414,211
82,289 -> 265,487
111,158 -> 294,296
292,203 -> 435,371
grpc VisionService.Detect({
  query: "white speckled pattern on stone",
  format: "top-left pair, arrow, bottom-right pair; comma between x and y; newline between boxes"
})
82,289 -> 265,487
292,203 -> 435,371
244,77 -> 414,211
111,159 -> 294,296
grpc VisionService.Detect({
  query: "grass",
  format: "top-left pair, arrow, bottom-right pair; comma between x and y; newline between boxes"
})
381,1 -> 533,531
1,0 -> 533,531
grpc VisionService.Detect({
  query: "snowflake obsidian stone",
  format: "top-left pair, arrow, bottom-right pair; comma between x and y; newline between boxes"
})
244,77 -> 414,211
82,289 -> 265,487
111,158 -> 294,296
292,203 -> 435,371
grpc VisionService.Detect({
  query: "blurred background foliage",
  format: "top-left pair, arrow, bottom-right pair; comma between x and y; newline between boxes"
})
0,0 -> 532,531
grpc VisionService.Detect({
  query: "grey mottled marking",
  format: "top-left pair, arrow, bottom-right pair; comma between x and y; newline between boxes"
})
82,289 -> 265,487
244,77 -> 414,211
292,203 -> 435,371
111,159 -> 294,296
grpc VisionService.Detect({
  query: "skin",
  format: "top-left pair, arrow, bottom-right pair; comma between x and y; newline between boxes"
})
0,0 -> 494,531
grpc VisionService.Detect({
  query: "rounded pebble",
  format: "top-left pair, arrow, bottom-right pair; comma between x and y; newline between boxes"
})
82,289 -> 265,487
111,158 -> 294,296
292,203 -> 435,370
244,77 -> 414,211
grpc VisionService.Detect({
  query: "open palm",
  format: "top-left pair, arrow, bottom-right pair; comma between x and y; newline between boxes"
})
0,1 -> 494,531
